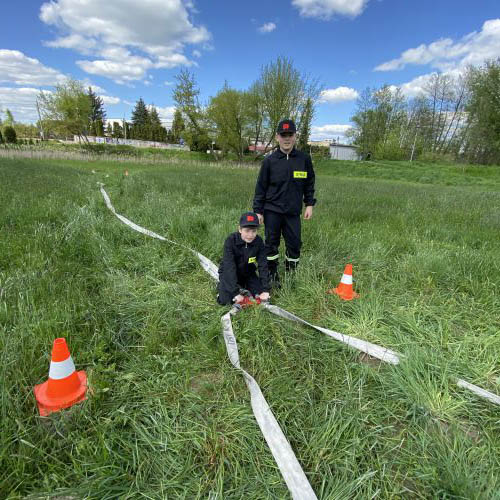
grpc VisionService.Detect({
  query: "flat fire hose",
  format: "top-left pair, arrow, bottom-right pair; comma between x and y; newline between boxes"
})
99,186 -> 500,498
222,309 -> 317,499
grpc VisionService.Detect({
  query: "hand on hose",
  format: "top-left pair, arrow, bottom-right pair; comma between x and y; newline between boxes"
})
258,292 -> 270,302
233,294 -> 245,304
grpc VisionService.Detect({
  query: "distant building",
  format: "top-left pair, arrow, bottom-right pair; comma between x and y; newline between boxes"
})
329,144 -> 361,161
248,144 -> 269,153
308,139 -> 333,147
105,118 -> 172,130
248,140 -> 272,153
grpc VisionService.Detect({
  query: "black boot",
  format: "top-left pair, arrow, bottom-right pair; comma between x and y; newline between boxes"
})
268,261 -> 281,290
285,257 -> 299,272
270,271 -> 281,290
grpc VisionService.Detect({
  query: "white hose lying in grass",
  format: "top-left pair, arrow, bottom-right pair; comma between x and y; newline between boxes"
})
222,310 -> 317,499
263,303 -> 400,365
100,185 -> 219,280
99,185 -> 500,496
99,186 -> 398,364
99,185 -> 500,401
101,185 -> 316,498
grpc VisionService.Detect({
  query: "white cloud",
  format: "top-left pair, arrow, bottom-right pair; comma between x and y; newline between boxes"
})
392,69 -> 464,99
147,105 -> 176,127
156,105 -> 176,123
45,33 -> 97,54
100,95 -> 120,105
258,22 -> 276,34
0,87 -> 43,122
155,53 -> 195,68
82,80 -> 107,94
375,18 -> 500,72
77,54 -> 154,83
40,0 -> 211,83
292,0 -> 369,20
192,49 -> 201,58
311,123 -> 352,141
0,49 -> 66,86
164,81 -> 174,86
396,74 -> 435,98
320,86 -> 359,103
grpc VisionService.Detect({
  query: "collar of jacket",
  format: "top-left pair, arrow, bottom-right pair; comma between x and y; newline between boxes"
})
274,147 -> 297,159
234,232 -> 256,246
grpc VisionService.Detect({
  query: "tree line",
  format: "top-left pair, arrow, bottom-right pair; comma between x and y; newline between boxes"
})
2,56 -> 320,157
34,81 -> 178,143
172,56 -> 320,159
2,56 -> 498,165
349,59 -> 500,165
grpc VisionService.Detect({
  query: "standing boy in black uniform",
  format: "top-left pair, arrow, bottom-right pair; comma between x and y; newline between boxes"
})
217,212 -> 271,305
253,119 -> 316,287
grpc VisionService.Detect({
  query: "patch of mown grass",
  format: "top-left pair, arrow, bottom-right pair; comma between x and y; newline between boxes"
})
1,157 -> 499,498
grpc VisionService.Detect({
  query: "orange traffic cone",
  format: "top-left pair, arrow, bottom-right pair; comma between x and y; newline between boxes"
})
327,263 -> 359,300
34,338 -> 87,416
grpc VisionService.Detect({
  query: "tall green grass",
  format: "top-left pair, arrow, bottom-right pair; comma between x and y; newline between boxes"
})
1,158 -> 499,498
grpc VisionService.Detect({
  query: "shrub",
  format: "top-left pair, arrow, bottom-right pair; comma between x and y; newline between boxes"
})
418,151 -> 456,164
3,126 -> 17,143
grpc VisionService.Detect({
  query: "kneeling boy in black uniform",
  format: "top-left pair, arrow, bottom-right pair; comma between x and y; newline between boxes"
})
217,212 -> 270,305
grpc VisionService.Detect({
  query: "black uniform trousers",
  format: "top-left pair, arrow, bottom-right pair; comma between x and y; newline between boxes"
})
264,209 -> 301,275
217,273 -> 264,305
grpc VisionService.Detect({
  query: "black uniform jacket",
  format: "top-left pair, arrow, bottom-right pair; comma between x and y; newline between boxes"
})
253,147 -> 316,216
218,232 -> 270,297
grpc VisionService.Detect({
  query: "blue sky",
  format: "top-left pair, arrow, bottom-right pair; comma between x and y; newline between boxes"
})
1,0 -> 499,141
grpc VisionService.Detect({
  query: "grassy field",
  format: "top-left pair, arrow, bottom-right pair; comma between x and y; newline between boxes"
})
1,156 -> 500,499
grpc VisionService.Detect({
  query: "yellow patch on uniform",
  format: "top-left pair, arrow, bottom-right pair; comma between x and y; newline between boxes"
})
248,257 -> 257,264
293,171 -> 307,178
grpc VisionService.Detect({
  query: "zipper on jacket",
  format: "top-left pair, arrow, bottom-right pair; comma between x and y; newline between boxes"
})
287,153 -> 289,160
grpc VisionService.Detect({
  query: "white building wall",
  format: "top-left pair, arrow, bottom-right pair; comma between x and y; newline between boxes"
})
329,145 -> 360,160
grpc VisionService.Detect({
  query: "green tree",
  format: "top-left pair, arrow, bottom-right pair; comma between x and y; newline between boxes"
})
148,106 -> 166,142
172,69 -> 210,151
350,86 -> 409,159
463,59 -> 500,164
3,125 -> 17,143
88,87 -> 106,137
0,129 -> 3,144
208,84 -> 249,159
4,109 -> 15,126
171,108 -> 185,143
297,97 -> 314,152
245,82 -> 266,153
106,122 -> 113,136
256,56 -> 321,150
38,79 -> 92,141
13,122 -> 38,140
131,98 -> 149,140
123,121 -> 130,139
112,121 -> 123,139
